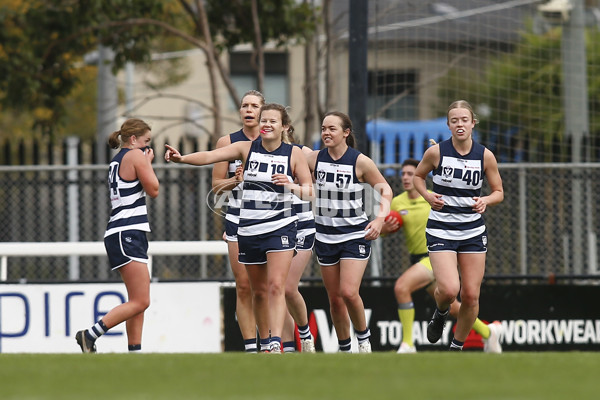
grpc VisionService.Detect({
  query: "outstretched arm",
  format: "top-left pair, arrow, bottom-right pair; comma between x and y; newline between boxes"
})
165,142 -> 250,166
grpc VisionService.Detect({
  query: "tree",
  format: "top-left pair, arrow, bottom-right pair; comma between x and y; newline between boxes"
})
0,0 -> 318,144
205,0 -> 317,100
436,24 -> 600,162
0,0 -> 165,137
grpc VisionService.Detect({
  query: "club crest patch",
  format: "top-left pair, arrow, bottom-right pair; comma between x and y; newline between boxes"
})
317,169 -> 326,186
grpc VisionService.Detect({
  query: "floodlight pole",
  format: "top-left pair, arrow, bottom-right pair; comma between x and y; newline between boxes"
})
96,45 -> 118,165
561,0 -> 588,275
95,44 -> 118,279
348,0 -> 368,154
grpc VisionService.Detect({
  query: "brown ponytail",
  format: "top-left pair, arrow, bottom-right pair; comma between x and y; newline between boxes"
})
282,125 -> 297,144
108,130 -> 121,149
107,118 -> 151,149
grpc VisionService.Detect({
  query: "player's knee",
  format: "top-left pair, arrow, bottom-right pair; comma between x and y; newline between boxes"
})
251,282 -> 269,302
253,289 -> 268,303
284,280 -> 298,298
339,288 -> 359,304
393,280 -> 410,300
133,296 -> 150,313
236,281 -> 253,299
436,290 -> 457,305
268,281 -> 285,298
459,290 -> 479,307
437,282 -> 459,301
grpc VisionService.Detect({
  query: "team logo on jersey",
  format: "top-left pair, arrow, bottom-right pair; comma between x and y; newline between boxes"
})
358,245 -> 366,255
317,169 -> 326,186
281,236 -> 290,247
443,166 -> 453,179
245,160 -> 260,178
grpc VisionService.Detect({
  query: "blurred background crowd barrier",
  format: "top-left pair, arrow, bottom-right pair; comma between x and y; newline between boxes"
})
3,1 -> 600,284
1,136 -> 598,283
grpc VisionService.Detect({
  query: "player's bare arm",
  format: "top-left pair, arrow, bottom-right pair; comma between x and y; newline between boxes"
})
473,148 -> 504,213
414,145 -> 443,210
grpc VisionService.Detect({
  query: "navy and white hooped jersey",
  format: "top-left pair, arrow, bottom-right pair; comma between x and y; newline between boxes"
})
105,148 -> 150,238
314,147 -> 368,244
238,141 -> 297,236
225,129 -> 261,225
293,144 -> 316,239
426,138 -> 486,241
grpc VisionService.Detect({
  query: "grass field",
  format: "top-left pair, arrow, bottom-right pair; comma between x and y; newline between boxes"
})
0,352 -> 596,399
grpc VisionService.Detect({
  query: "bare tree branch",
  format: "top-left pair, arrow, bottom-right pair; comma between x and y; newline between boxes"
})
126,92 -> 216,115
43,18 -> 211,62
250,0 -> 264,93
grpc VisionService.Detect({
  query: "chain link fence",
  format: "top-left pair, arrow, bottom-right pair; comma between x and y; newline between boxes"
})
1,162 -> 599,283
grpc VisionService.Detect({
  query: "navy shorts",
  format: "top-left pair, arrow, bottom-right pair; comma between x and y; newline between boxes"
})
315,237 -> 371,266
225,218 -> 238,242
238,222 -> 297,264
104,230 -> 149,270
426,230 -> 488,253
296,233 -> 315,252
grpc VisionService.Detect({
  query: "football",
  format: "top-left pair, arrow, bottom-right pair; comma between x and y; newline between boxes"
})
385,210 -> 403,232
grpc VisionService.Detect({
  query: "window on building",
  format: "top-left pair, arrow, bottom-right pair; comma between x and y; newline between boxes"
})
367,70 -> 417,120
229,52 -> 288,107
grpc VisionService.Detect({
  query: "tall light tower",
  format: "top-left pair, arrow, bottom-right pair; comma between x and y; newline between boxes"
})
96,45 -> 118,164
539,0 -> 589,274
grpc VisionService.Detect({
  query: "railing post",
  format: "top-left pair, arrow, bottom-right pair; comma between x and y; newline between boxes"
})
518,165 -> 527,276
1,255 -> 7,281
199,167 -> 208,279
66,137 -> 80,280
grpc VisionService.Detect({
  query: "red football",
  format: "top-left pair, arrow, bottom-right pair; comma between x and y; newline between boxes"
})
385,210 -> 403,232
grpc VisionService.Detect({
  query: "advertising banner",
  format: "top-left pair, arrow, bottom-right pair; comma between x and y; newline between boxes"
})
224,284 -> 600,352
0,282 -> 221,353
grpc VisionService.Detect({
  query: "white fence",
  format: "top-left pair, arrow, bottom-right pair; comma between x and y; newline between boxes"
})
0,241 -> 228,281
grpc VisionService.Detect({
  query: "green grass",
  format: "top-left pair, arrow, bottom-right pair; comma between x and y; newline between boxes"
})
0,352 -> 597,399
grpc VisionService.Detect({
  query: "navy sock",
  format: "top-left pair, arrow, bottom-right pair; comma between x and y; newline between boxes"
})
259,338 -> 270,352
128,344 -> 141,352
450,338 -> 464,351
86,319 -> 108,341
355,328 -> 371,344
338,337 -> 351,352
297,324 -> 312,340
282,341 -> 296,352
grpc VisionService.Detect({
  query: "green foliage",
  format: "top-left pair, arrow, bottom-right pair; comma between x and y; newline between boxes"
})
0,0 -> 318,139
437,23 -> 600,161
206,0 -> 318,52
0,0 -> 164,137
